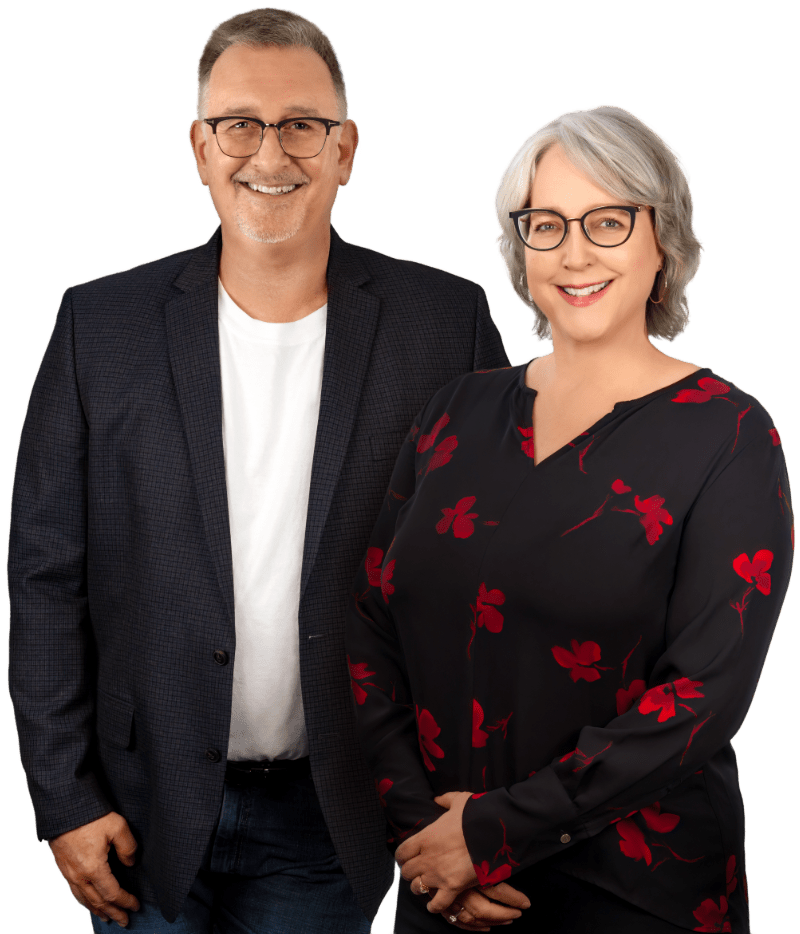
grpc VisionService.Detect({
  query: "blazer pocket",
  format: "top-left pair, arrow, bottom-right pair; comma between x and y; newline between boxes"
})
96,689 -> 135,749
370,430 -> 407,464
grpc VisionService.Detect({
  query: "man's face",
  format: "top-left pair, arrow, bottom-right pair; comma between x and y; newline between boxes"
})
191,44 -> 357,246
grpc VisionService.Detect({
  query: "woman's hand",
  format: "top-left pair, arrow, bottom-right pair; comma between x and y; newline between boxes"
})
436,884 -> 531,930
396,791 -> 480,912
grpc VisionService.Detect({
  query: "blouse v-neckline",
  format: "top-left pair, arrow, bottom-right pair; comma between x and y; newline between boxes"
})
516,360 -> 711,469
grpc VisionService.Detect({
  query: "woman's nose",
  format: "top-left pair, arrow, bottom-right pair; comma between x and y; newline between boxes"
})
560,219 -> 595,268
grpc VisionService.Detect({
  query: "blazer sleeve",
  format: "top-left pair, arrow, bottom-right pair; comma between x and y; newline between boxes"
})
461,402 -> 793,874
472,287 -> 510,371
345,407 -> 446,849
8,289 -> 112,840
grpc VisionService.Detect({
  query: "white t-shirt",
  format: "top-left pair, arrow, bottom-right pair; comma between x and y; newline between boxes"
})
218,280 -> 326,761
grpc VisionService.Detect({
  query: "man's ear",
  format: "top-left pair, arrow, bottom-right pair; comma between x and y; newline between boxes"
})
190,121 -> 210,186
337,119 -> 359,187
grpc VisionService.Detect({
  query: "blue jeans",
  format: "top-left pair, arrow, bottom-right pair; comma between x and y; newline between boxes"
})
92,768 -> 371,933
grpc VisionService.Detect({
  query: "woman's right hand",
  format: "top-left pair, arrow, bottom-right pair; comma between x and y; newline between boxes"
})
437,882 -> 531,930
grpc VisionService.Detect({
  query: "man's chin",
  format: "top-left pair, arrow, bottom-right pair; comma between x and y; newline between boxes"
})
234,209 -> 304,245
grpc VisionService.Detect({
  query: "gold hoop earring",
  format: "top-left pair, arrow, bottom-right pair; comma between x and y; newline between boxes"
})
650,270 -> 667,305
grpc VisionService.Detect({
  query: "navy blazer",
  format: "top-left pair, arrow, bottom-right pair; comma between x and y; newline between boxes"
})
8,227 -> 509,921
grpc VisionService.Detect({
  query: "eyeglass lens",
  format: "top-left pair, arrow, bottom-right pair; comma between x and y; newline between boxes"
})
215,118 -> 328,158
518,208 -> 633,248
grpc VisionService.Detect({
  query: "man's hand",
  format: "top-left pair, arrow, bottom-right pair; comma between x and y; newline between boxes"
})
49,811 -> 140,927
396,791 -> 480,913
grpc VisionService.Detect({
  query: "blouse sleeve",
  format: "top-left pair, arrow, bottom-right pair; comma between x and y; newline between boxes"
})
345,407 -> 445,847
461,402 -> 794,873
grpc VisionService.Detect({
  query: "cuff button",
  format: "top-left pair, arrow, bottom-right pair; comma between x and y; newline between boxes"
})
560,833 -> 571,844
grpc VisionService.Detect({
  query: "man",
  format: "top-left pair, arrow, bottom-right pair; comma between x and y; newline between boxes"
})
8,8 -> 508,931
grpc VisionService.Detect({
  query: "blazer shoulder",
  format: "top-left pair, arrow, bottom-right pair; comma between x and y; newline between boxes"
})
346,240 -> 484,298
69,242 -> 204,302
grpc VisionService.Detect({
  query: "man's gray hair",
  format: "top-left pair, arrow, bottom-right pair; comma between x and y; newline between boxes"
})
198,8 -> 347,120
496,106 -> 701,341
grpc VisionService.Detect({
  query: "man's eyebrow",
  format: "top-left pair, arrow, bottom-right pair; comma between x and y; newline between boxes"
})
214,104 -> 325,118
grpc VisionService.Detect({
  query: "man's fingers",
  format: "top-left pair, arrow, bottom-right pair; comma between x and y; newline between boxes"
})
478,882 -> 531,910
69,883 -> 110,921
110,821 -> 138,868
73,880 -> 130,926
92,862 -> 140,911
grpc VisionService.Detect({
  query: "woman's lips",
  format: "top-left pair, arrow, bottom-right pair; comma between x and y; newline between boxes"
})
556,280 -> 612,307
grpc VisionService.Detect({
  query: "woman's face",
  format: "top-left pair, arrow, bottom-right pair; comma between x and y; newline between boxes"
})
524,144 -> 663,346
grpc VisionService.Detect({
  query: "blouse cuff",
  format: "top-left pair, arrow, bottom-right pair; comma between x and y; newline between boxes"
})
461,766 -> 583,880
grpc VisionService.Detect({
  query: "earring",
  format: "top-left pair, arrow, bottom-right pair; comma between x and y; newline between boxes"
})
650,269 -> 667,305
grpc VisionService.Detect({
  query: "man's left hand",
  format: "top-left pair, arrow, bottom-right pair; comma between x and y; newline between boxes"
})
396,791 -> 478,912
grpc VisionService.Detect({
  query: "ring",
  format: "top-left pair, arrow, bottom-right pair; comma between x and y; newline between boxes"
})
416,879 -> 430,895
448,906 -> 465,923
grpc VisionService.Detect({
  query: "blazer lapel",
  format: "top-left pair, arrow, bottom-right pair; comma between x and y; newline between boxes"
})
300,229 -> 381,597
165,228 -> 235,628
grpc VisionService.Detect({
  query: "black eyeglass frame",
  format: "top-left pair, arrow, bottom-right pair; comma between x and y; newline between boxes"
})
509,205 -> 646,251
203,115 -> 341,159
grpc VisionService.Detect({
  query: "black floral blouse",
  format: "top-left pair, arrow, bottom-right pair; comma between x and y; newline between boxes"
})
345,362 -> 793,932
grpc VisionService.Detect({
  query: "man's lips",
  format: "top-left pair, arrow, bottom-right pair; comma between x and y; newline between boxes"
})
237,181 -> 304,196
556,279 -> 613,307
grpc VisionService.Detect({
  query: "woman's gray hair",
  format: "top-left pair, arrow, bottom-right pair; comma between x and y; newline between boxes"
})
497,106 -> 701,341
198,8 -> 347,120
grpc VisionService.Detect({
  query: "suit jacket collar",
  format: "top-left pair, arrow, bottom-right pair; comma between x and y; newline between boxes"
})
165,225 -> 381,627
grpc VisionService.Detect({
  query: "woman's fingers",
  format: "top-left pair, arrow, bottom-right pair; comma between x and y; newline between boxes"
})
477,882 -> 531,910
460,889 -> 524,923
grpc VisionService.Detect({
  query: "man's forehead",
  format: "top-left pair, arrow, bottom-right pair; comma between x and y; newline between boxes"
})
206,44 -> 339,112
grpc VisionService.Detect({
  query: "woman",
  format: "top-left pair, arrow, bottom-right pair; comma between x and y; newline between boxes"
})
345,106 -> 793,932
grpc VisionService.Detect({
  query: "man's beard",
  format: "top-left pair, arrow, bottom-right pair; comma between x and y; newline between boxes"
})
231,171 -> 311,245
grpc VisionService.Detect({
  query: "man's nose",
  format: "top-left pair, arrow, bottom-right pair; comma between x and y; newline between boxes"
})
248,126 -> 293,170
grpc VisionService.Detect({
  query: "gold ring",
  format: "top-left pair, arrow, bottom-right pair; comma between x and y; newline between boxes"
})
417,880 -> 429,895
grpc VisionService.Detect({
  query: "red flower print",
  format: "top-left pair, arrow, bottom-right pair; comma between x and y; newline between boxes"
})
617,819 -> 652,865
672,377 -> 732,404
560,741 -> 613,772
375,778 -> 393,807
634,494 -> 673,544
733,550 -> 772,595
680,711 -> 714,765
425,435 -> 458,473
468,584 -> 506,657
517,425 -> 535,459
552,639 -> 609,682
415,706 -> 444,771
347,656 -> 378,705
616,679 -> 647,715
487,711 -> 514,739
365,547 -> 383,587
726,855 -> 737,897
476,584 -> 505,632
612,478 -> 631,494
730,549 -> 773,633
576,437 -> 595,473
417,413 -> 450,452
692,896 -> 731,931
380,559 -> 396,603
638,678 -> 705,722
437,496 -> 479,538
728,405 -> 753,456
493,818 -> 520,866
473,862 -> 512,886
640,802 -> 680,834
769,427 -> 781,446
472,699 -> 489,748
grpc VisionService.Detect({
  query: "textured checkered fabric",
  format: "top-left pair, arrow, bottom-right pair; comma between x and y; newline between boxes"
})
8,227 -> 509,922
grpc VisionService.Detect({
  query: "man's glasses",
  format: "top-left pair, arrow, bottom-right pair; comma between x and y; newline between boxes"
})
510,205 -> 645,250
203,116 -> 341,159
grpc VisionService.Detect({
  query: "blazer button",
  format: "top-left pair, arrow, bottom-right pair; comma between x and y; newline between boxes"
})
560,833 -> 571,844
205,748 -> 221,762
213,649 -> 229,665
